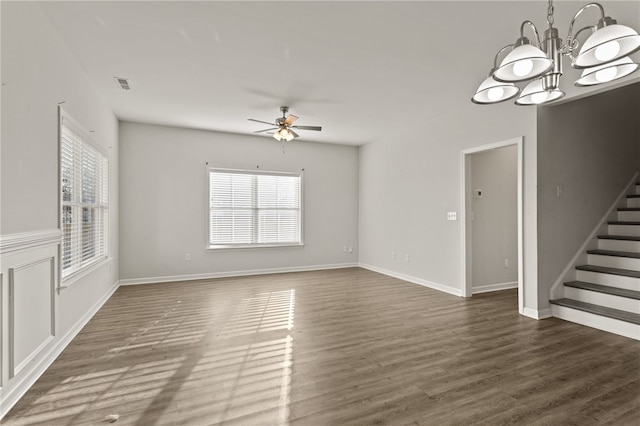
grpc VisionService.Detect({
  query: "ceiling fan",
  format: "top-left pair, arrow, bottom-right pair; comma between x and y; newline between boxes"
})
248,106 -> 322,141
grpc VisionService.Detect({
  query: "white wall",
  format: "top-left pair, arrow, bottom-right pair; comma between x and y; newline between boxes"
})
359,100 -> 540,313
470,145 -> 518,291
0,2 -> 119,417
119,122 -> 359,282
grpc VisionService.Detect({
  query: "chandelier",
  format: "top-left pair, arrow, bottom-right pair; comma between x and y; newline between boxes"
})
472,1 -> 640,105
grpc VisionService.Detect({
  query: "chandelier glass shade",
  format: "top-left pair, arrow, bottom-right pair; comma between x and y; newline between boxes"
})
471,75 -> 520,104
515,79 -> 565,105
472,1 -> 640,106
574,24 -> 640,68
494,43 -> 554,82
575,56 -> 639,86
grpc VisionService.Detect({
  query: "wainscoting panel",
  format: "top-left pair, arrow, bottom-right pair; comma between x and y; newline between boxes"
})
9,256 -> 56,378
0,230 -> 60,400
0,272 -> 3,389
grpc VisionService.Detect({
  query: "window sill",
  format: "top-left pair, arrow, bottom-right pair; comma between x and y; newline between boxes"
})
59,256 -> 113,291
207,243 -> 304,251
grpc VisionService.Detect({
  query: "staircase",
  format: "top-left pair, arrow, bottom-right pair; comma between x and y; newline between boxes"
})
550,182 -> 640,340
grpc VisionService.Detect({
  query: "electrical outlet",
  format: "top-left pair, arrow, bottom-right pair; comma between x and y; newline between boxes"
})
447,212 -> 457,221
185,253 -> 191,262
343,246 -> 348,253
391,251 -> 396,259
348,246 -> 353,253
504,258 -> 509,268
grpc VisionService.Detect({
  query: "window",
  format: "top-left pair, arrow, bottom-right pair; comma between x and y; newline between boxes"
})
60,111 -> 109,279
208,168 -> 302,248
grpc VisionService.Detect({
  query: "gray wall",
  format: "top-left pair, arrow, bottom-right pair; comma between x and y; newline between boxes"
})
1,2 -> 119,414
537,82 -> 640,306
1,0 -> 120,337
471,145 -> 518,291
119,122 -> 359,282
358,99 -> 540,312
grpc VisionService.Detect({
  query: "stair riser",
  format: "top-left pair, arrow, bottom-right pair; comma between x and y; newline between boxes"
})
608,224 -> 640,237
551,305 -> 640,340
598,239 -> 640,252
576,270 -> 640,291
618,211 -> 640,221
564,287 -> 640,313
587,254 -> 640,270
636,185 -> 640,195
628,198 -> 640,208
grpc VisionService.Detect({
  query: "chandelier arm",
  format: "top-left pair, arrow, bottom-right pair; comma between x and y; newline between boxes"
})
563,25 -> 597,56
520,20 -> 543,47
492,44 -> 515,69
565,3 -> 605,48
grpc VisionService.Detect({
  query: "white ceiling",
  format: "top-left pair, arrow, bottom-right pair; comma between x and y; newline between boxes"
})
38,1 -> 640,146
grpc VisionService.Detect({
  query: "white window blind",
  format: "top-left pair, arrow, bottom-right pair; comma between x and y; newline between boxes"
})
60,113 -> 109,279
209,169 -> 302,247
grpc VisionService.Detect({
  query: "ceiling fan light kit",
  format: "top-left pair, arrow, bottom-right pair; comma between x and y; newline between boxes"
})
248,106 -> 322,142
472,0 -> 640,106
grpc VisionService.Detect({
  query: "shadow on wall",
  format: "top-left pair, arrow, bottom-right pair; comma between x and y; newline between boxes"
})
537,82 -> 640,305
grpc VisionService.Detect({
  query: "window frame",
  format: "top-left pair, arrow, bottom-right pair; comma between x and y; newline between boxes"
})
207,167 -> 304,250
58,108 -> 109,283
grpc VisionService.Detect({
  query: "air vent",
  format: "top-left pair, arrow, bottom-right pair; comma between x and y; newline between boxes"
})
114,77 -> 130,90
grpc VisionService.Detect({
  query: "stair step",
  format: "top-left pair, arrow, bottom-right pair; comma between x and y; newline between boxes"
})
608,222 -> 640,237
575,265 -> 640,279
598,240 -> 640,252
576,268 -> 640,291
598,235 -> 640,241
586,250 -> 640,269
564,281 -> 640,312
597,235 -> 640,252
550,298 -> 640,325
628,196 -> 640,208
618,209 -> 640,221
564,281 -> 640,300
586,249 -> 640,259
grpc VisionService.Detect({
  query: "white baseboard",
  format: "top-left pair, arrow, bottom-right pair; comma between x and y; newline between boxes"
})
472,281 -> 518,294
523,307 -> 553,320
119,263 -> 359,286
358,263 -> 462,297
0,280 -> 120,420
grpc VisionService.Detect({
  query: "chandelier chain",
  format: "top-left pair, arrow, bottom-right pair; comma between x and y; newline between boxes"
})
546,0 -> 554,27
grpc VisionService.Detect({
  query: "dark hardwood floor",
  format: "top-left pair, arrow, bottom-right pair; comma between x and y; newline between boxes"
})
4,268 -> 639,425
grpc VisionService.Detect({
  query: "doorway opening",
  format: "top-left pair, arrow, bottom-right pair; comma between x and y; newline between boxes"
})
461,137 -> 524,314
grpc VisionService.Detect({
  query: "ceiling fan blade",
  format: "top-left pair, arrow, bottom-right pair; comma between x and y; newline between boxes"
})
283,114 -> 299,126
291,125 -> 322,131
248,118 -> 277,126
254,127 -> 279,134
289,129 -> 300,139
